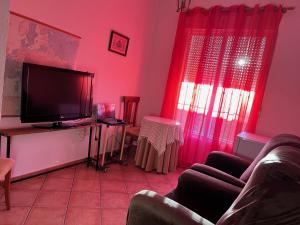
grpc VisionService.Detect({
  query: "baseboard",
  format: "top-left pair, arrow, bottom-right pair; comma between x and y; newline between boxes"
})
12,158 -> 87,182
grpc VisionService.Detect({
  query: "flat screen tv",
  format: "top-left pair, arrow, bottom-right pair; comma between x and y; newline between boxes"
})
21,63 -> 94,126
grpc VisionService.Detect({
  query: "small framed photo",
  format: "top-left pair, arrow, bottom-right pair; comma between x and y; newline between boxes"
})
108,31 -> 129,56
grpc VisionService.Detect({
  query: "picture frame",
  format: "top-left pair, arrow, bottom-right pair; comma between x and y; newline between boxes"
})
108,31 -> 129,56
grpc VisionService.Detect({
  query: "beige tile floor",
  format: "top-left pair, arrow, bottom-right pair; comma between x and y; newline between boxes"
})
0,162 -> 183,225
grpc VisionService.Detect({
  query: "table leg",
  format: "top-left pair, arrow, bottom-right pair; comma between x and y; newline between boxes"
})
119,126 -> 127,161
96,125 -> 102,170
7,136 -> 11,158
101,125 -> 109,167
110,127 -> 115,158
87,127 -> 93,167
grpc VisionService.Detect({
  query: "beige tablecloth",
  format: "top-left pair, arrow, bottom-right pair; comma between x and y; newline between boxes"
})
135,116 -> 183,174
138,116 -> 183,155
135,137 -> 180,174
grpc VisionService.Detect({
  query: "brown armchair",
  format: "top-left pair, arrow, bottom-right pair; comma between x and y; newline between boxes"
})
190,133 -> 300,189
127,145 -> 300,225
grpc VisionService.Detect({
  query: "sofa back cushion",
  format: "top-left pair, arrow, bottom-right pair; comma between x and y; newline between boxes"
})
217,146 -> 300,225
240,134 -> 300,182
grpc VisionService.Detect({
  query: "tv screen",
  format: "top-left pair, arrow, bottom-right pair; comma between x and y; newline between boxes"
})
21,63 -> 93,123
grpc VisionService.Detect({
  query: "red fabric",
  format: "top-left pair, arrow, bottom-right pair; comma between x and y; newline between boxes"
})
161,5 -> 282,167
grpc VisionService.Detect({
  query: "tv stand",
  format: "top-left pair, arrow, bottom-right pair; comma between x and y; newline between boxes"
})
32,121 -> 74,129
0,121 -> 128,174
0,123 -> 94,160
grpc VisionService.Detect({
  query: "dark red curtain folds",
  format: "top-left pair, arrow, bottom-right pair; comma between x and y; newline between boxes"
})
161,5 -> 282,167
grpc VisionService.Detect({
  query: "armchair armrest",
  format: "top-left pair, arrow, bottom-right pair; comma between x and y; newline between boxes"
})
205,151 -> 252,178
127,190 -> 214,225
167,169 -> 242,223
190,164 -> 245,188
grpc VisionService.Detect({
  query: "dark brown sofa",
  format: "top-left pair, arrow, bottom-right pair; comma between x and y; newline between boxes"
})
191,134 -> 300,188
165,134 -> 300,222
127,144 -> 300,225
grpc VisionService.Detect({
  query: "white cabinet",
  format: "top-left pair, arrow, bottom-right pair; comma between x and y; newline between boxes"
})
234,132 -> 270,160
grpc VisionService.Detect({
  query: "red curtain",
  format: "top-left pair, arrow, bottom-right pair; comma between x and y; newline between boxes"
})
161,5 -> 282,167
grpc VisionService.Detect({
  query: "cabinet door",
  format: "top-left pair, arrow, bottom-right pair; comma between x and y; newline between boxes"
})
235,138 -> 265,159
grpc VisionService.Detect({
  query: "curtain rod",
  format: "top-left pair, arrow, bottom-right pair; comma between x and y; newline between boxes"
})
196,6 -> 295,14
248,6 -> 294,13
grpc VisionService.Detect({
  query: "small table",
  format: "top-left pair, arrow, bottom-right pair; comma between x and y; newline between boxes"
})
135,116 -> 183,174
93,120 -> 127,172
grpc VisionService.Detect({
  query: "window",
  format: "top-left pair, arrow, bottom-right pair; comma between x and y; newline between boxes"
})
176,33 -> 266,142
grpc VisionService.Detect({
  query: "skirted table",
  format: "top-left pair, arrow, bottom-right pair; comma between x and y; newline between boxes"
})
135,116 -> 183,174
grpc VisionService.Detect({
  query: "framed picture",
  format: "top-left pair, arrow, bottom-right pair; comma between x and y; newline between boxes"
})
108,31 -> 129,56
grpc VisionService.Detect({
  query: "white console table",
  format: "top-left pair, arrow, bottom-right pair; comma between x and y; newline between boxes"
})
234,132 -> 271,159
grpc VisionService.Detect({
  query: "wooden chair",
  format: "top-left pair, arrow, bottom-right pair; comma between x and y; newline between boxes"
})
122,96 -> 140,152
0,158 -> 14,210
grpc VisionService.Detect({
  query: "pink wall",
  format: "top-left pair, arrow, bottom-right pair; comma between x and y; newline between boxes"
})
255,0 -> 300,137
9,0 -> 159,115
137,0 -> 179,122
9,0 -> 179,122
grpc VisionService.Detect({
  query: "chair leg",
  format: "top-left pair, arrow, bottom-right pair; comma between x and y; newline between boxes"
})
4,170 -> 12,210
129,136 -> 134,151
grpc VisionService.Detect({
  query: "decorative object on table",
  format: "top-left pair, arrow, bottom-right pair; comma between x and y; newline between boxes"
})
2,12 -> 81,116
135,116 -> 183,174
0,158 -> 15,210
176,0 -> 191,12
108,31 -> 129,56
95,103 -> 116,123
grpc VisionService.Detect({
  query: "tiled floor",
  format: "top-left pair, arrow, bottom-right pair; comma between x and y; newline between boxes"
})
0,162 -> 183,225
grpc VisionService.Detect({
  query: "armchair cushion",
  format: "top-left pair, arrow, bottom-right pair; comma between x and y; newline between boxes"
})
240,134 -> 300,182
166,169 -> 242,223
190,164 -> 245,188
127,190 -> 214,225
205,151 -> 251,178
